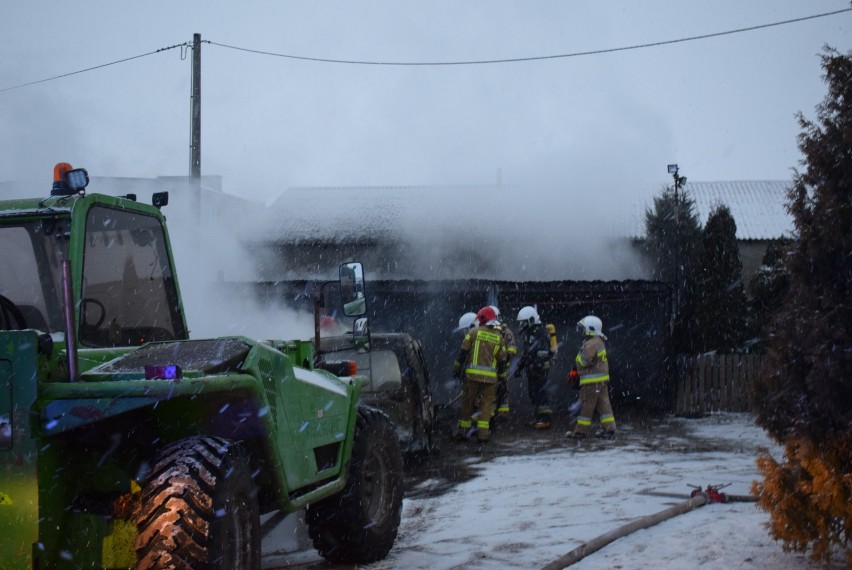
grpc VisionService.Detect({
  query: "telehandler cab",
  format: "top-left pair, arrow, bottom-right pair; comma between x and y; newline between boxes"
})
0,163 -> 404,569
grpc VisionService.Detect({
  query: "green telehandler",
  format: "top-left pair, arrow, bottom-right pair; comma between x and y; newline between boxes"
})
0,163 -> 404,569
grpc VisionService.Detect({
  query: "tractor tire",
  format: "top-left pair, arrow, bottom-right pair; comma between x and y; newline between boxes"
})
306,406 -> 404,563
406,336 -> 437,457
134,436 -> 260,570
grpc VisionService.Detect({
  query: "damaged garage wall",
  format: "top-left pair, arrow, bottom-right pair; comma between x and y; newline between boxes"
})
216,183 -> 673,410
236,278 -> 673,413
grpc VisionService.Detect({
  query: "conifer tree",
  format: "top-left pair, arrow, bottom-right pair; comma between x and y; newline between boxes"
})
643,185 -> 702,352
751,48 -> 852,565
694,204 -> 748,352
746,239 -> 791,350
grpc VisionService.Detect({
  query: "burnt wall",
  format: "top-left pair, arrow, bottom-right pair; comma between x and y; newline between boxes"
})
240,279 -> 673,415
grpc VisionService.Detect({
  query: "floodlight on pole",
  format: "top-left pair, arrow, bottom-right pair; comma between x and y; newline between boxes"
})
667,163 -> 685,336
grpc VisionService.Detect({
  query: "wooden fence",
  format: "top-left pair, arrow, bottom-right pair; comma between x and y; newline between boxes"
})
675,353 -> 765,416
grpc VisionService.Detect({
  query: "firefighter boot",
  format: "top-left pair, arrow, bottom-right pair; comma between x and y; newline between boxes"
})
476,420 -> 491,443
533,410 -> 551,429
532,405 -> 552,429
454,420 -> 472,442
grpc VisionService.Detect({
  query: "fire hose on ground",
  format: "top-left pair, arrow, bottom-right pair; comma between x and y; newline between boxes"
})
541,484 -> 758,570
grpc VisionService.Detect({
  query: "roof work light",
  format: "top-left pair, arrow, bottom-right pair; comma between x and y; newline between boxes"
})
51,162 -> 90,196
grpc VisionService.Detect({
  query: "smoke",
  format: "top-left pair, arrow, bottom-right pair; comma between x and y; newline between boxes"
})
268,181 -> 653,282
163,184 -> 316,341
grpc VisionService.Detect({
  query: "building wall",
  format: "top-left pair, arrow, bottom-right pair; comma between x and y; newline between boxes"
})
631,239 -> 775,292
235,279 -> 674,414
740,240 -> 771,286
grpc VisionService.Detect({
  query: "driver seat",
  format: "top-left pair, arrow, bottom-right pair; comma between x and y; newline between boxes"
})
17,305 -> 48,331
0,297 -> 27,331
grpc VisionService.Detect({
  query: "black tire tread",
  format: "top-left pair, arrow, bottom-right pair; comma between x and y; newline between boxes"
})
134,436 -> 257,570
306,407 -> 404,563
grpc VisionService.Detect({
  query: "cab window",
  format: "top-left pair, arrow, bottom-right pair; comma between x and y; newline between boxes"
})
79,206 -> 184,347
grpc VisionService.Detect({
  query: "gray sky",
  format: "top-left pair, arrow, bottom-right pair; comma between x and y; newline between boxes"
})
1,1 -> 850,205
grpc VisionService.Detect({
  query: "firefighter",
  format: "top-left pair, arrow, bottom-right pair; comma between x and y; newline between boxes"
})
569,315 -> 617,440
514,305 -> 558,429
457,311 -> 478,333
319,314 -> 346,337
452,306 -> 507,443
490,306 -> 517,418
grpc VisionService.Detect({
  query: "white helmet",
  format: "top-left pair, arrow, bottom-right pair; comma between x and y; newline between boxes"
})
458,312 -> 478,330
577,315 -> 603,336
489,305 -> 502,323
517,306 -> 540,326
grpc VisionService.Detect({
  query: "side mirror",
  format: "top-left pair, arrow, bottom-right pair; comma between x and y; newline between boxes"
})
353,317 -> 369,336
339,262 -> 366,317
353,317 -> 370,351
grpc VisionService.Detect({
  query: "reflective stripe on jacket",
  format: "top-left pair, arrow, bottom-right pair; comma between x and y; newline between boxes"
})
497,323 -> 517,381
499,323 -> 518,358
575,335 -> 609,385
461,326 -> 506,384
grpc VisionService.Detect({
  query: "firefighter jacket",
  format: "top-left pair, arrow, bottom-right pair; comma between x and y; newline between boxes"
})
454,325 -> 507,385
497,323 -> 517,380
517,323 -> 557,372
498,323 -> 518,359
575,334 -> 609,385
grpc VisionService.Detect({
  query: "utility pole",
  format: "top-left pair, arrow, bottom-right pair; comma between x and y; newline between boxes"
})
666,164 -> 686,335
190,33 -> 202,223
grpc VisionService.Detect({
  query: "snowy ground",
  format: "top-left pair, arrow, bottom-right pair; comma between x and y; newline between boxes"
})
262,413 -> 846,569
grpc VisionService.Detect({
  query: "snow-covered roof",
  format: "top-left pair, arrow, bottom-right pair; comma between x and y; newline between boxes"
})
261,184 -> 653,281
259,180 -> 795,281
627,180 -> 794,241
271,180 -> 795,245
267,185 -> 507,243
686,180 -> 794,241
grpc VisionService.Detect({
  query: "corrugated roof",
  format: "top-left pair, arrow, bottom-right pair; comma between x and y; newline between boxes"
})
268,185 -> 509,243
263,184 -> 652,281
629,180 -> 794,241
258,180 -> 794,281
687,180 -> 794,241
274,180 -> 795,243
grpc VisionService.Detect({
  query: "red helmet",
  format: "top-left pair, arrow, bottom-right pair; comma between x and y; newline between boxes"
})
476,306 -> 498,326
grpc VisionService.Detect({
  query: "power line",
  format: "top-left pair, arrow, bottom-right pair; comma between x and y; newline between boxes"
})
0,42 -> 192,93
0,7 -> 849,93
208,8 -> 852,66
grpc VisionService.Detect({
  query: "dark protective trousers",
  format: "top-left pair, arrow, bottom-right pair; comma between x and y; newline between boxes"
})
495,376 -> 509,414
526,366 -> 552,421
